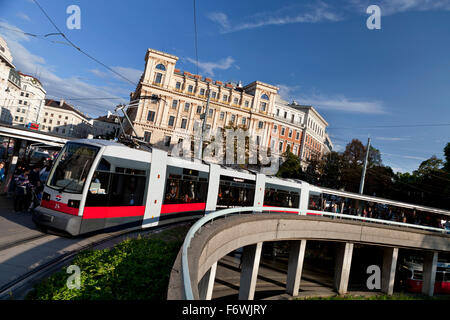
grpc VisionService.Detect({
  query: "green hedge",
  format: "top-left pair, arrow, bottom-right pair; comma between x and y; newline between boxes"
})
27,234 -> 183,300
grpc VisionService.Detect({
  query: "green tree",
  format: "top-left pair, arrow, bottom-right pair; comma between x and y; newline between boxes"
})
276,150 -> 303,179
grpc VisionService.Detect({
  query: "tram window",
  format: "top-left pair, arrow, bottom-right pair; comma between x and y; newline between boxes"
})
308,192 -> 322,210
164,175 -> 208,204
86,171 -> 111,207
110,174 -> 146,206
97,158 -> 111,172
217,177 -> 255,207
86,170 -> 146,207
435,272 -> 444,282
264,189 -> 299,208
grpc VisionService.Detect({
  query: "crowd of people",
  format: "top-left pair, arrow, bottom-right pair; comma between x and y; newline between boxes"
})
309,195 -> 450,230
4,158 -> 53,212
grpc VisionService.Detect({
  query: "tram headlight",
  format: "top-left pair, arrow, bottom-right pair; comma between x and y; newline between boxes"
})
68,199 -> 80,208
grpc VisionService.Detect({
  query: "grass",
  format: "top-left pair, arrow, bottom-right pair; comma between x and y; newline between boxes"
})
27,224 -> 190,300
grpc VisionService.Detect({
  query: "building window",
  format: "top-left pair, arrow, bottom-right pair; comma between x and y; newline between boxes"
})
147,110 -> 155,122
284,111 -> 287,119
233,97 -> 239,104
184,103 -> 190,112
261,94 -> 269,100
273,124 -> 277,133
260,102 -> 266,112
144,131 -> 152,142
288,130 -> 292,138
256,136 -> 261,146
155,63 -> 166,71
219,112 -> 224,120
196,105 -> 202,114
188,85 -> 193,93
181,118 -> 187,129
258,121 -> 263,129
172,100 -> 178,109
276,109 -> 280,116
175,82 -> 181,89
19,117 -> 23,122
222,95 -> 228,102
281,127 -> 285,136
65,116 -> 68,120
200,88 -> 205,96
208,109 -> 213,118
291,115 -> 295,123
164,135 -> 171,147
211,91 -> 217,99
245,100 -> 249,108
154,72 -> 163,84
20,92 -> 24,96
296,132 -> 300,140
279,141 -> 284,152
231,115 -> 235,123
168,116 -> 175,127
18,100 -> 22,104
242,117 -> 246,125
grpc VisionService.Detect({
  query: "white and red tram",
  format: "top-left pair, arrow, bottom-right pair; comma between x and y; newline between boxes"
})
33,139 -> 450,236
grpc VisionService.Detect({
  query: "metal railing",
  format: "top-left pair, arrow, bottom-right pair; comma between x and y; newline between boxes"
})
181,206 -> 449,300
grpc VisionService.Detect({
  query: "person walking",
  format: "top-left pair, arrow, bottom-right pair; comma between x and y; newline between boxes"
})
14,169 -> 31,212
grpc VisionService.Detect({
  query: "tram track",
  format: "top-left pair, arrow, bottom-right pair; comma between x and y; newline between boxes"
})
0,233 -> 52,252
0,221 -> 189,300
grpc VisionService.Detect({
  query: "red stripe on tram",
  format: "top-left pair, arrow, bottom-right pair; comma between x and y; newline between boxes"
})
83,206 -> 145,219
160,203 -> 206,214
41,199 -> 79,216
262,205 -> 298,214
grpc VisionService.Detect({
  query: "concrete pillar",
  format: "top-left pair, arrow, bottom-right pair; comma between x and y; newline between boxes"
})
381,247 -> 398,295
239,242 -> 263,300
422,251 -> 438,296
198,262 -> 217,300
286,240 -> 307,296
333,242 -> 353,295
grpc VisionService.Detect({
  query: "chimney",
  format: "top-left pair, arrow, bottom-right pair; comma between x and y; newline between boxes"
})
59,99 -> 64,107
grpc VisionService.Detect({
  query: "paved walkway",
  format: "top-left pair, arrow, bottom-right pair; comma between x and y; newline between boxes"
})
0,195 -> 147,294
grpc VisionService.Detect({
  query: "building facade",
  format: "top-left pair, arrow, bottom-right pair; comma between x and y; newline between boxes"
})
41,99 -> 92,138
125,48 -> 332,169
91,111 -> 121,138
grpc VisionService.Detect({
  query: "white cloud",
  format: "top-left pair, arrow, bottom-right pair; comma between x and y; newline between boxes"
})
374,136 -> 410,141
16,12 -> 31,21
208,2 -> 342,34
185,56 -> 235,76
296,93 -> 386,114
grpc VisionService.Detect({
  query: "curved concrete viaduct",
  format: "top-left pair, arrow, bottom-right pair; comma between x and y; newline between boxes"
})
168,214 -> 450,300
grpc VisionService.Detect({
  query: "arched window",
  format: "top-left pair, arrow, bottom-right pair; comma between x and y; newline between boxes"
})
156,64 -> 166,71
261,94 -> 269,100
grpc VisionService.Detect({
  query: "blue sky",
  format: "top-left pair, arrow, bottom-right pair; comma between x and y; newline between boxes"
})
0,0 -> 449,173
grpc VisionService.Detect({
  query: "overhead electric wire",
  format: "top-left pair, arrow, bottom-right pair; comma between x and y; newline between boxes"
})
193,0 -> 199,75
32,0 -> 137,86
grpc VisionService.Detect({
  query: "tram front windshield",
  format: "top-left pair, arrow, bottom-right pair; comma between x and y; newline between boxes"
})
47,143 -> 99,193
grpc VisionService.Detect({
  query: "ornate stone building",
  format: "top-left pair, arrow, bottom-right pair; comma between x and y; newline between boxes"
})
125,48 -> 332,167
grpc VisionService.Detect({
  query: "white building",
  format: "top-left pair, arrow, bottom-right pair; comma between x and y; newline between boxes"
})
41,99 -> 92,138
91,111 -> 121,138
0,36 -> 14,104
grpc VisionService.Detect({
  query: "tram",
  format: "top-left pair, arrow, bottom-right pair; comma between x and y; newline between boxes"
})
399,258 -> 450,294
32,139 -> 450,236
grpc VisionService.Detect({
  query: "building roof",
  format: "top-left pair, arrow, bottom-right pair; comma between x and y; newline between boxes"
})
44,99 -> 88,120
94,115 -> 121,124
